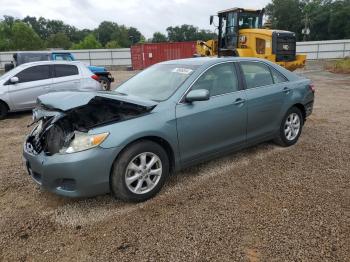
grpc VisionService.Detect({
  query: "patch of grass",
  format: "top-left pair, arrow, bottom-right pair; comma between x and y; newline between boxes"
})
325,58 -> 350,74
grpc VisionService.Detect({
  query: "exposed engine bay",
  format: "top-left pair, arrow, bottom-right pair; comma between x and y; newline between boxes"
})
26,97 -> 154,155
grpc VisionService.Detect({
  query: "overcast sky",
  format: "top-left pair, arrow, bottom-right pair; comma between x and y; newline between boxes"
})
1,0 -> 269,38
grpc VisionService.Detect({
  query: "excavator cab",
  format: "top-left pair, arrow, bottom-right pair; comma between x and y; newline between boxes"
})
212,8 -> 264,56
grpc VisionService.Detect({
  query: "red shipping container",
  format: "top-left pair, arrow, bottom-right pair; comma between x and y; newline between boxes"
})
131,41 -> 197,70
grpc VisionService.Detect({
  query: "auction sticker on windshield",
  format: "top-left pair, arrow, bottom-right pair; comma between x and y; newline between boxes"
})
172,68 -> 193,74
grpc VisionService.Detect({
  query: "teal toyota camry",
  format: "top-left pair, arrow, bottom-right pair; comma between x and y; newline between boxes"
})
23,57 -> 314,202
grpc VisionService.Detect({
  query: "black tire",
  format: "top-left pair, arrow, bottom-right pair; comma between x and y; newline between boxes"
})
111,140 -> 169,202
274,107 -> 304,147
0,102 -> 8,120
99,76 -> 111,91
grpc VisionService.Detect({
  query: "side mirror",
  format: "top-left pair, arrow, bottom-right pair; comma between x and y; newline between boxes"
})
10,77 -> 19,84
185,89 -> 210,103
210,15 -> 214,25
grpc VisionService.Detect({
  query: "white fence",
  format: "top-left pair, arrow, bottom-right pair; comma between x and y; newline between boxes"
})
0,39 -> 349,70
0,48 -> 131,70
297,39 -> 350,59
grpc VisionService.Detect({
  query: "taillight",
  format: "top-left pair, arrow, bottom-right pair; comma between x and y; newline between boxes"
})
309,84 -> 315,92
91,74 -> 99,81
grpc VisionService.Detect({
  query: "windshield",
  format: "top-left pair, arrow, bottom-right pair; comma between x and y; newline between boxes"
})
116,64 -> 198,101
0,70 -> 13,81
238,13 -> 260,29
0,64 -> 24,81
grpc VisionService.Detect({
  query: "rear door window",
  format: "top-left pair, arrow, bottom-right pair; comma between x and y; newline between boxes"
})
270,68 -> 288,83
15,65 -> 50,83
54,64 -> 79,77
240,62 -> 274,89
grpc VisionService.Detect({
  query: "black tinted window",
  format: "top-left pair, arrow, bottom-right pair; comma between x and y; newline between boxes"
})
240,62 -> 274,89
271,68 -> 288,83
15,65 -> 50,83
192,63 -> 239,96
54,64 -> 79,77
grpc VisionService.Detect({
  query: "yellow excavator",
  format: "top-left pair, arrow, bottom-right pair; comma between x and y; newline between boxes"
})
196,8 -> 306,71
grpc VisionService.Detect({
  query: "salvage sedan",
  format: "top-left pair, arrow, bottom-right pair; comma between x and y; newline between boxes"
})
23,57 -> 314,202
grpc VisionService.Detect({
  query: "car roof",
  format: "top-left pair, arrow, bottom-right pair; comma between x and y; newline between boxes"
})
160,57 -> 272,67
18,60 -> 82,68
159,57 -> 299,80
15,51 -> 71,54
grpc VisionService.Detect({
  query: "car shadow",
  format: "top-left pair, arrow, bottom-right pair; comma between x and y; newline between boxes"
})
5,110 -> 32,120
31,140 -> 283,227
40,140 -> 278,206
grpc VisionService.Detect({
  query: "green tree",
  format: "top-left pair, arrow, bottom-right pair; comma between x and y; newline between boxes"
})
23,16 -> 85,44
301,0 -> 331,41
0,16 -> 20,50
105,40 -> 121,48
152,32 -> 168,42
128,27 -> 143,44
72,28 -> 92,43
166,25 -> 216,42
328,0 -> 350,39
167,24 -> 197,41
111,25 -> 131,47
95,21 -> 117,46
95,22 -> 144,47
265,0 -> 350,41
265,0 -> 304,40
46,32 -> 72,49
11,21 -> 44,50
196,29 -> 217,41
71,34 -> 102,49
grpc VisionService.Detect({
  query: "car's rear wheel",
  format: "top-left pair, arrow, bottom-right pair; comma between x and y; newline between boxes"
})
111,140 -> 169,202
0,102 -> 8,120
99,76 -> 111,91
274,107 -> 304,147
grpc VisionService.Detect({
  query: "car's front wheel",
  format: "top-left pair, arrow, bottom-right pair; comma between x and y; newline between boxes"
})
274,107 -> 304,147
111,140 -> 169,202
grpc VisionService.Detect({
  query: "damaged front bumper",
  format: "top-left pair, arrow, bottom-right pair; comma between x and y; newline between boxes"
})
23,142 -> 122,197
22,91 -> 157,198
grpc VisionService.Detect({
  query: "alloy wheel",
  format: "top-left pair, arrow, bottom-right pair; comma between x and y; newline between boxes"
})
284,113 -> 301,141
125,152 -> 162,194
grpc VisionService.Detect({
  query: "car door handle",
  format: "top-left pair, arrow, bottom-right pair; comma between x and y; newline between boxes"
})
283,87 -> 291,93
234,98 -> 245,105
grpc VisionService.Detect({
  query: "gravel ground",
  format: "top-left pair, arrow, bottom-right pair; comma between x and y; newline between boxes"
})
0,63 -> 349,261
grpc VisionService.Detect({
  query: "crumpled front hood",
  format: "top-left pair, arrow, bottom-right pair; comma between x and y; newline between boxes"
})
37,91 -> 158,111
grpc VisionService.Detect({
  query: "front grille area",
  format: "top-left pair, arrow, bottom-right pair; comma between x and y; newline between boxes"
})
272,31 -> 296,62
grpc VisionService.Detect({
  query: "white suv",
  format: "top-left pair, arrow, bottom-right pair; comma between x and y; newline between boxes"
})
0,61 -> 102,119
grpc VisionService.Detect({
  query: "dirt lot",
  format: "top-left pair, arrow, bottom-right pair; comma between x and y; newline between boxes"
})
0,62 -> 349,261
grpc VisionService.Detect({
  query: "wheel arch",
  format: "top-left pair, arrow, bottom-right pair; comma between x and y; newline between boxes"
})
292,103 -> 306,121
135,136 -> 176,175
0,99 -> 10,110
109,135 -> 176,182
